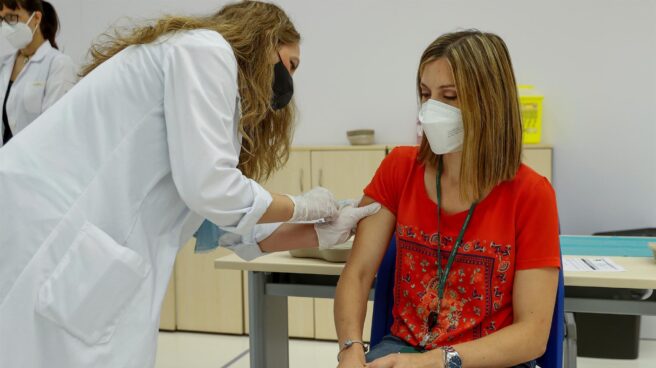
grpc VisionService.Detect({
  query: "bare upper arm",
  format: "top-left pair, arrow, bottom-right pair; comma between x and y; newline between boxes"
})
512,267 -> 559,339
342,196 -> 396,283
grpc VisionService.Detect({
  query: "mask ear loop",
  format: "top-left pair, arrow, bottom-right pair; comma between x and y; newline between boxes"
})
24,12 -> 35,30
28,12 -> 40,37
19,12 -> 40,59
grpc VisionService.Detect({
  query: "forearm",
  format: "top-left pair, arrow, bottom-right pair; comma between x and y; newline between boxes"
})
421,321 -> 548,368
258,193 -> 294,223
335,273 -> 371,345
258,223 -> 318,252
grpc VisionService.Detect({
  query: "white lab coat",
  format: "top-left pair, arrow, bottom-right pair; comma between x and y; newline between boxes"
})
0,41 -> 78,147
0,29 -> 272,367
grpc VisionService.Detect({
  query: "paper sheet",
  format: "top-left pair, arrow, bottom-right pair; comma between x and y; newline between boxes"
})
563,257 -> 625,272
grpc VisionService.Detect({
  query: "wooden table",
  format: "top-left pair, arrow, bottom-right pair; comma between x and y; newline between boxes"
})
216,252 -> 656,368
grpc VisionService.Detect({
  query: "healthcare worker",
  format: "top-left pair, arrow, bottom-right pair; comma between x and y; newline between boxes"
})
0,0 -> 77,146
0,1 -> 379,367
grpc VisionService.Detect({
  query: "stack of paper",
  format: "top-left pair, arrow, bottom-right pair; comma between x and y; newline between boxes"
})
563,257 -> 625,272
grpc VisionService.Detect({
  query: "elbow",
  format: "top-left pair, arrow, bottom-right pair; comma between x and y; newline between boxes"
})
335,270 -> 356,295
526,323 -> 550,361
336,269 -> 360,293
177,185 -> 201,212
178,183 -> 212,217
173,169 -> 211,213
532,340 -> 548,360
176,170 -> 254,225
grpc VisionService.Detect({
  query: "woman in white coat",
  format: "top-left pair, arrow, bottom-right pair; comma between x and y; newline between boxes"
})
0,2 -> 379,367
0,0 -> 77,147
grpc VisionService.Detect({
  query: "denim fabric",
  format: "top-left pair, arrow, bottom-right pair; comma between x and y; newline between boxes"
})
366,335 -> 418,362
366,335 -> 536,367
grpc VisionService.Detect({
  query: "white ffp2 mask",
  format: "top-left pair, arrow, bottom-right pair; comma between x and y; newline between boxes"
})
418,99 -> 464,155
0,12 -> 38,50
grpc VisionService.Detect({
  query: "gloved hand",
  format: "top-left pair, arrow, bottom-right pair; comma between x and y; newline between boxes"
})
314,199 -> 382,249
287,187 -> 339,222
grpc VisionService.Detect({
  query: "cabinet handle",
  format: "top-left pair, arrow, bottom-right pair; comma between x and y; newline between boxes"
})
299,169 -> 304,193
318,169 -> 324,187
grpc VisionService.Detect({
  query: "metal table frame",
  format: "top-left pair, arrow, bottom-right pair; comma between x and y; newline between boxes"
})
245,270 -> 656,368
214,253 -> 656,368
247,272 -> 355,367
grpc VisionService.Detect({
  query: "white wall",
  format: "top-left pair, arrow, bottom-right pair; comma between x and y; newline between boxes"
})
24,0 -> 656,338
47,0 -> 656,236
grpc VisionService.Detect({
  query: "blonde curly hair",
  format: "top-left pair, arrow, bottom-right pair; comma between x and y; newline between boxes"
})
81,1 -> 300,181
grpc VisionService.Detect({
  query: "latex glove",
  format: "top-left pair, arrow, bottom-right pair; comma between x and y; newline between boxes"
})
287,187 -> 338,222
314,200 -> 382,249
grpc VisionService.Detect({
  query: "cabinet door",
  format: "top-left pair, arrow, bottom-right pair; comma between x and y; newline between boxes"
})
159,272 -> 176,331
262,150 -> 312,194
175,240 -> 244,334
310,150 -> 386,199
523,148 -> 552,181
311,149 -> 386,341
243,150 -> 315,338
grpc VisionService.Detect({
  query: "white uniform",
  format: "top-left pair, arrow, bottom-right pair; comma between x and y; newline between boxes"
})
0,29 -> 272,367
0,40 -> 77,147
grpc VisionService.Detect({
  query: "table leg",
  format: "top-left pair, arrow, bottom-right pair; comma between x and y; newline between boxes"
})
565,312 -> 578,368
248,271 -> 289,368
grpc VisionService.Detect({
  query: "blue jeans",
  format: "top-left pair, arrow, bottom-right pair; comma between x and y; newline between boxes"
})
366,335 -> 536,367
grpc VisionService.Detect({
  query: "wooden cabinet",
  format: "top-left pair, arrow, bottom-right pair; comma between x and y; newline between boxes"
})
523,146 -> 552,181
262,150 -> 312,194
309,149 -> 386,197
174,240 -> 244,334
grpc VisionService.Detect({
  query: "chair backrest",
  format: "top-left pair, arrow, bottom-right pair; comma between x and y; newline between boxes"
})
370,235 -> 398,347
537,258 -> 565,368
370,236 -> 565,368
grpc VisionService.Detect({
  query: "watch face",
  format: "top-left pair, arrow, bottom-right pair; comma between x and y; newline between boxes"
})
447,354 -> 462,368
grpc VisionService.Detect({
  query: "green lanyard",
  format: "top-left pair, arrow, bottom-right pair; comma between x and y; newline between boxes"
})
421,156 -> 476,347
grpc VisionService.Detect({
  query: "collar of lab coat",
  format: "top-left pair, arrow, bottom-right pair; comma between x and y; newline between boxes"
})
27,40 -> 54,63
0,40 -> 54,68
0,51 -> 17,69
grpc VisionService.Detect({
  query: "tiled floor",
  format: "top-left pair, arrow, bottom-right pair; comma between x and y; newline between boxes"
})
155,332 -> 656,368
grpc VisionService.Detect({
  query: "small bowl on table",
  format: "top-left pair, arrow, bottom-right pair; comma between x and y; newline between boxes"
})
347,129 -> 375,145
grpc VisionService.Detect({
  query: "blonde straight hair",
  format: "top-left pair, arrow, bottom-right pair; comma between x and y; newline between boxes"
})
80,1 -> 300,181
417,30 -> 523,202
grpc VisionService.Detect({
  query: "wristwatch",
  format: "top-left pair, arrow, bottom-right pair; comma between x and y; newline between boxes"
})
441,346 -> 462,368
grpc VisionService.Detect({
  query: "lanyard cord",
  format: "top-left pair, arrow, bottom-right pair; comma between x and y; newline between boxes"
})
422,156 -> 477,346
436,156 -> 477,300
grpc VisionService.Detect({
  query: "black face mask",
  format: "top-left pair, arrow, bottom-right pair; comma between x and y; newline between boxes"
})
271,57 -> 294,110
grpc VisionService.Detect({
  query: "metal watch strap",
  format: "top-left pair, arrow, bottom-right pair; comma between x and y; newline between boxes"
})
337,339 -> 369,362
441,346 -> 462,368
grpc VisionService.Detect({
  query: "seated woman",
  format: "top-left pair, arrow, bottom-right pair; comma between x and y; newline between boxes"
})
335,30 -> 560,368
